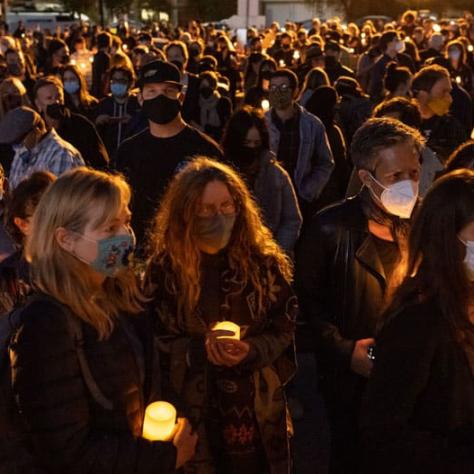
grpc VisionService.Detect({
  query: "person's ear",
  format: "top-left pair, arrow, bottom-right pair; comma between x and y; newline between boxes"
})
55,227 -> 76,252
358,169 -> 373,188
13,217 -> 30,237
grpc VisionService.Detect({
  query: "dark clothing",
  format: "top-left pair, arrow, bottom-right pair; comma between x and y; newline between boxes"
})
9,294 -> 177,473
147,254 -> 297,474
368,53 -> 415,102
0,250 -> 30,315
450,84 -> 473,136
448,63 -> 473,94
336,95 -> 373,145
273,48 -> 295,68
92,50 -> 111,99
56,111 -> 109,170
271,108 -> 300,178
64,95 -> 99,122
362,298 -> 474,474
419,47 -> 443,64
313,122 -> 351,211
181,72 -> 200,123
116,126 -> 222,247
0,144 -> 14,176
420,114 -> 468,163
96,94 -> 141,161
295,195 -> 399,473
324,59 -> 355,85
244,86 -> 268,108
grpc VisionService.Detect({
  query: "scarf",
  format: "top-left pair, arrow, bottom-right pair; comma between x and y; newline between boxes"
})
199,91 -> 221,129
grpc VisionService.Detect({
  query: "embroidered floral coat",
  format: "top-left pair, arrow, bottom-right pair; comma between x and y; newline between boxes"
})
146,254 -> 297,474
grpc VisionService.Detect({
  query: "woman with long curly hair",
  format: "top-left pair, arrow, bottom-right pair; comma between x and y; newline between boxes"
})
145,157 -> 297,474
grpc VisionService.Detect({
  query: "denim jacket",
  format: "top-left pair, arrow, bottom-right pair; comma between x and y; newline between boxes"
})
265,104 -> 334,203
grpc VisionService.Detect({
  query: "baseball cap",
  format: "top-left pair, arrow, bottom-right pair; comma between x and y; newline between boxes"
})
138,60 -> 182,89
0,106 -> 42,144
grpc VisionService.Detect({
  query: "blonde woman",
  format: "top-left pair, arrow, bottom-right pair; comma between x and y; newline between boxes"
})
0,77 -> 30,120
145,157 -> 297,474
8,168 -> 196,473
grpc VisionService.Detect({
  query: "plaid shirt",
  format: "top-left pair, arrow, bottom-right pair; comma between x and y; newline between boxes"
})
9,129 -> 84,189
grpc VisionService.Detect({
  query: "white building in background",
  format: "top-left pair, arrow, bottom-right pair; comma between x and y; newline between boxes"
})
260,0 -> 342,25
228,0 -> 342,29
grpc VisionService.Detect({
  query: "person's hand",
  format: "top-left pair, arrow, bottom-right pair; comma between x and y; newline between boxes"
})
173,418 -> 198,469
96,114 -> 111,125
205,331 -> 251,367
205,330 -> 234,366
350,338 -> 375,378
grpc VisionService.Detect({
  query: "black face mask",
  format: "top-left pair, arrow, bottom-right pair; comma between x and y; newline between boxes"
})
189,48 -> 200,57
282,44 -> 290,50
235,145 -> 262,168
61,54 -> 70,65
46,102 -> 66,120
142,95 -> 181,125
260,70 -> 272,80
200,86 -> 213,99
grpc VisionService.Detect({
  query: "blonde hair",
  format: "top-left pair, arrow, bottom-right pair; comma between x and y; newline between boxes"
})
146,156 -> 292,320
25,167 -> 145,339
0,77 -> 30,120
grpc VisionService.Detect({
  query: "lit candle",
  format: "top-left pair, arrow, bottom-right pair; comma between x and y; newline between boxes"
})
456,76 -> 462,84
433,24 -> 441,33
212,321 -> 240,340
279,59 -> 285,67
261,99 -> 270,111
468,45 -> 473,53
293,50 -> 300,60
142,401 -> 177,441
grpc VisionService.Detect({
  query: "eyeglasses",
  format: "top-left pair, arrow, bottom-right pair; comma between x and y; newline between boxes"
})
110,78 -> 129,85
197,201 -> 236,218
269,83 -> 291,92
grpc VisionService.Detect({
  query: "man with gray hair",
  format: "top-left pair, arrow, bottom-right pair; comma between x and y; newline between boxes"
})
419,33 -> 445,64
295,117 -> 425,474
0,106 -> 84,189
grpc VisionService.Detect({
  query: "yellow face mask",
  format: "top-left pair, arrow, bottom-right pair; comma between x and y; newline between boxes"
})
427,94 -> 453,116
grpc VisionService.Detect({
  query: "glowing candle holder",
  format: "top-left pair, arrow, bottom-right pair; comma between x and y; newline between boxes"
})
261,99 -> 270,111
212,321 -> 240,340
142,401 -> 177,441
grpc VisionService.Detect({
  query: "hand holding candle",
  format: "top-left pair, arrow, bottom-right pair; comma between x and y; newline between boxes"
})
142,401 -> 177,441
212,321 -> 241,340
206,322 -> 250,367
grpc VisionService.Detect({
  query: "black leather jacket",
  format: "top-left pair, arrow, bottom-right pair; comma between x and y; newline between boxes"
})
296,195 -> 396,380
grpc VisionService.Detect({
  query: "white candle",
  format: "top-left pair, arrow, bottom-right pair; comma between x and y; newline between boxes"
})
261,99 -> 270,111
142,401 -> 176,441
212,321 -> 240,340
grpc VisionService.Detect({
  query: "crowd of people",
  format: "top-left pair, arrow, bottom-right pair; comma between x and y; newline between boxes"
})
0,8 -> 473,474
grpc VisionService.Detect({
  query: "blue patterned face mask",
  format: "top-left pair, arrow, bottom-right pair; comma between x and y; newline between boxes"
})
73,231 -> 135,277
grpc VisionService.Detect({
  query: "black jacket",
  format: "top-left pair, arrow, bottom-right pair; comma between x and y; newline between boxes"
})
57,111 -> 109,170
361,298 -> 474,474
295,196 -> 394,393
9,295 -> 176,474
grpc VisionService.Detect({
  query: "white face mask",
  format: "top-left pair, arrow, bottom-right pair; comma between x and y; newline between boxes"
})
369,175 -> 419,219
460,239 -> 474,281
395,40 -> 405,53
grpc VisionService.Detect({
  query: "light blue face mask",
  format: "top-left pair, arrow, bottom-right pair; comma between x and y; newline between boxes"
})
63,80 -> 80,95
110,83 -> 129,98
74,231 -> 135,277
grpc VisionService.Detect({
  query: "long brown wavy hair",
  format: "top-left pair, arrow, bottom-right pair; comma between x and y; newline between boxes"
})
384,169 -> 474,344
146,156 -> 292,319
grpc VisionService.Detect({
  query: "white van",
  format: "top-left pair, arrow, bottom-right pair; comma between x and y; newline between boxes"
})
7,10 -> 89,32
